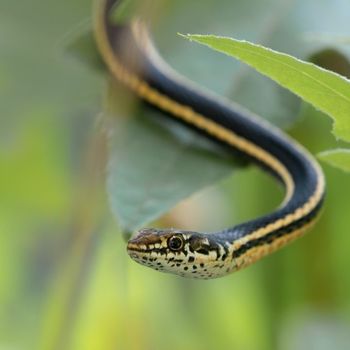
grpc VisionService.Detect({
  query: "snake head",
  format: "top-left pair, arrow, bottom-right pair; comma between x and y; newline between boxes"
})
127,228 -> 233,279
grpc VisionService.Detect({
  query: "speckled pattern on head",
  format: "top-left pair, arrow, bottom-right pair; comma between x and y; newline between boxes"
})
127,228 -> 237,279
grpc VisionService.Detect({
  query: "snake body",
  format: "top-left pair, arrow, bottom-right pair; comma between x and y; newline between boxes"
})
94,0 -> 325,279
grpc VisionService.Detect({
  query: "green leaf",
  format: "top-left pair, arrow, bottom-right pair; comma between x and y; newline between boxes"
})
106,85 -> 244,235
182,34 -> 350,142
319,148 -> 350,173
154,0 -> 350,128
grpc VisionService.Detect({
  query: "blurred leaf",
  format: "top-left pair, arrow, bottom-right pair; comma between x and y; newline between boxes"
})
183,34 -> 350,142
106,85 -> 244,234
319,148 -> 350,172
65,30 -> 105,71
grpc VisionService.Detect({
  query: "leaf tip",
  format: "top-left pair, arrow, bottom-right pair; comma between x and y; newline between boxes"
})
177,32 -> 192,41
178,33 -> 208,43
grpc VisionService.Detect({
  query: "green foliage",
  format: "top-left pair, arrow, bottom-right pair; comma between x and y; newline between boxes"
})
319,149 -> 350,172
68,0 -> 350,231
106,86 -> 239,234
2,0 -> 350,350
182,34 -> 350,143
67,31 -> 247,234
183,34 -> 350,173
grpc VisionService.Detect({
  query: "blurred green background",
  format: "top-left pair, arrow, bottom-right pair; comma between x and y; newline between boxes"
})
1,0 -> 350,349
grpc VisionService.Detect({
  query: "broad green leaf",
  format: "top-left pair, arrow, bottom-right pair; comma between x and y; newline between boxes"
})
319,148 -> 350,173
182,34 -> 350,142
64,10 -> 246,236
153,0 -> 350,127
106,86 -> 244,235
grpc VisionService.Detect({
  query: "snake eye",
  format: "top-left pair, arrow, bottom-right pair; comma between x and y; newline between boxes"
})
168,236 -> 183,251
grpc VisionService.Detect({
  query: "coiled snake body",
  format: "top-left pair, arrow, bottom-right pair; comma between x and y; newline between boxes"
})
94,0 -> 325,279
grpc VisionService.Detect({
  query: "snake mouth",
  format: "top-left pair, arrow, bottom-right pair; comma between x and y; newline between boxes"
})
126,241 -> 140,252
126,241 -> 168,256
126,241 -> 148,262
126,233 -> 164,255
126,228 -> 169,254
126,241 -> 149,253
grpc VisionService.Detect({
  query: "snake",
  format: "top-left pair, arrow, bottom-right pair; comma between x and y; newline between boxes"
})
93,0 -> 326,279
